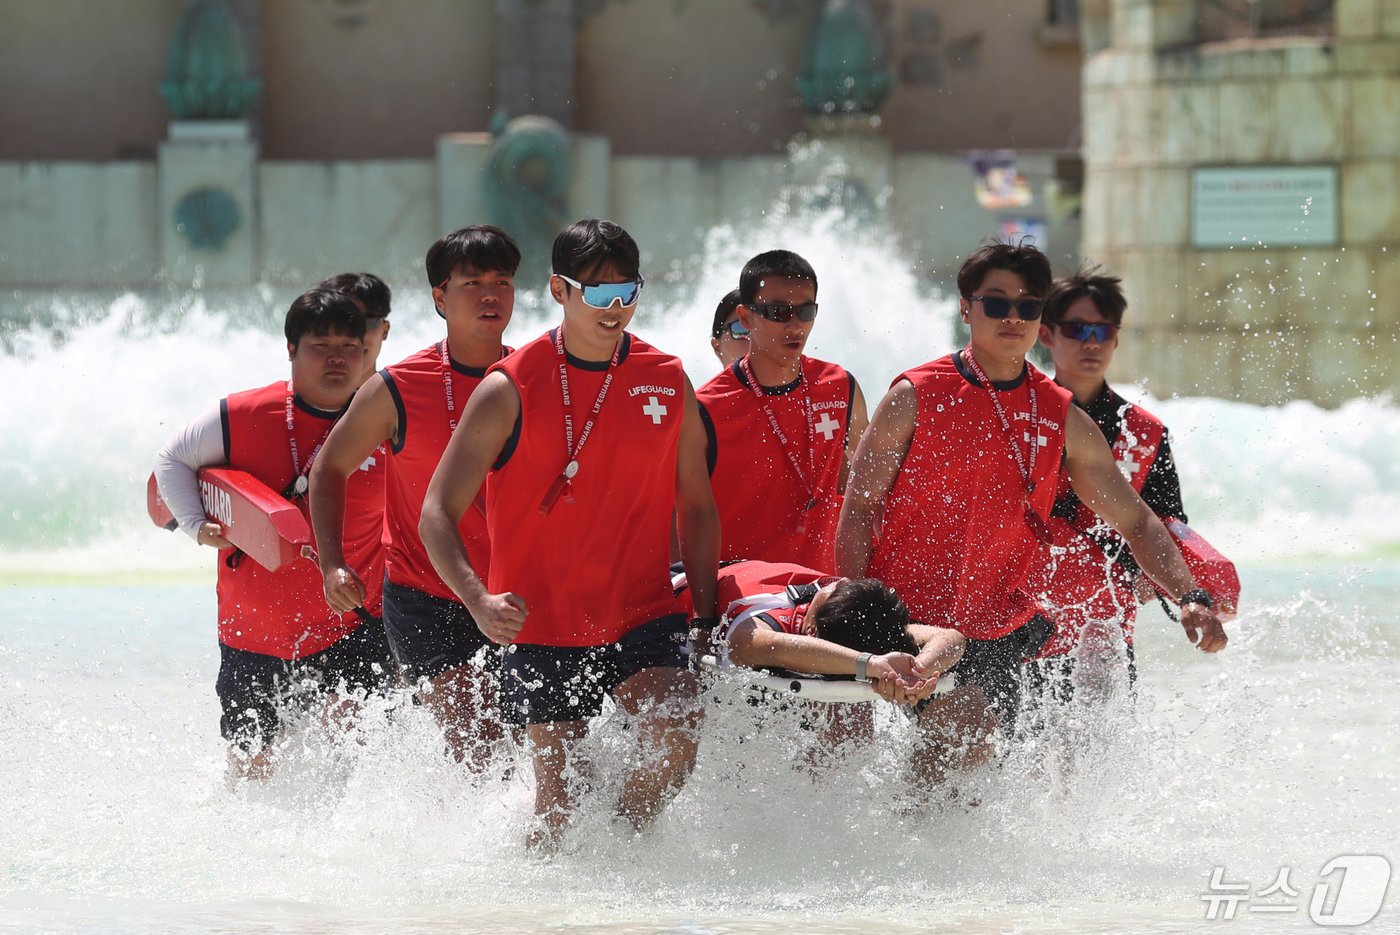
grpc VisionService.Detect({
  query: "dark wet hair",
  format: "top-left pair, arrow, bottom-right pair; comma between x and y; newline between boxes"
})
739,249 -> 818,305
810,579 -> 916,656
317,272 -> 391,319
956,241 -> 1053,301
426,225 -> 522,289
284,288 -> 366,348
552,218 -> 641,283
1042,264 -> 1127,327
710,288 -> 743,339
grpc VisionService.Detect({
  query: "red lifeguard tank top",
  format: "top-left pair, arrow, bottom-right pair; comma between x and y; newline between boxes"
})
218,381 -> 386,658
698,356 -> 852,572
380,341 -> 506,600
867,353 -> 1071,641
485,329 -> 684,647
1033,401 -> 1167,656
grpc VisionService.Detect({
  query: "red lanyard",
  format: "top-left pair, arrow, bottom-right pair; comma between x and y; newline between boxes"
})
960,349 -> 1039,493
740,356 -> 818,511
539,326 -> 622,514
960,350 -> 1054,544
283,382 -> 330,497
439,340 -> 458,432
441,339 -> 509,432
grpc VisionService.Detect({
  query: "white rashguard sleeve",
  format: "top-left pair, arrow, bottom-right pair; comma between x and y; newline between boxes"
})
153,403 -> 228,540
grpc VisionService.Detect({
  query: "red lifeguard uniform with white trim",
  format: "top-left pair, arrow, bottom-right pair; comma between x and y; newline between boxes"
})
380,341 -> 504,599
1030,385 -> 1183,657
219,382 -> 385,659
485,329 -> 685,647
867,354 -> 1071,640
698,356 -> 853,572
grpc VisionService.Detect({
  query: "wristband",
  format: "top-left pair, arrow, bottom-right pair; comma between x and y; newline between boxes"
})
688,615 -> 719,630
854,652 -> 873,683
1178,588 -> 1213,610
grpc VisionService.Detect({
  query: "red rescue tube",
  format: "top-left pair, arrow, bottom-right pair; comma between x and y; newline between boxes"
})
146,469 -> 312,572
1159,518 -> 1241,619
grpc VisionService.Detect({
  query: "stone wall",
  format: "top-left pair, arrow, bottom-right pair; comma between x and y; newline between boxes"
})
0,144 -> 1076,304
0,163 -> 160,287
0,0 -> 184,160
1080,0 -> 1400,404
259,0 -> 497,159
0,1 -> 1084,160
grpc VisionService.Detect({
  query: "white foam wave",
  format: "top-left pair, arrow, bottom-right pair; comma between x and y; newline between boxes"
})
2,218 -> 1399,574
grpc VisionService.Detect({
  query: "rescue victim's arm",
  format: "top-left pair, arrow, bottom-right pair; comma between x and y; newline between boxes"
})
839,377 -> 871,494
420,372 -> 528,645
153,402 -> 232,549
675,377 -> 720,622
308,373 -> 398,613
907,624 -> 966,680
1064,407 -> 1228,653
835,379 -> 916,579
725,619 -> 930,693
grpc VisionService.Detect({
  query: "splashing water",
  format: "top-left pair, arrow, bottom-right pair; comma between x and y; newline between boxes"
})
1,217 -> 1398,932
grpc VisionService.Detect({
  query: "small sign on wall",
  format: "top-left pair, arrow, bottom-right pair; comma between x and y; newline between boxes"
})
1191,166 -> 1338,248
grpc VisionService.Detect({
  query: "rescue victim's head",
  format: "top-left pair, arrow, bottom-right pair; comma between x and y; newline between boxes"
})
809,578 -> 917,656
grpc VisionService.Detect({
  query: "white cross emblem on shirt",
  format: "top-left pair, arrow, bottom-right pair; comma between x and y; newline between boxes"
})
1118,450 -> 1139,480
1023,430 -> 1049,447
642,396 -> 668,424
814,412 -> 841,441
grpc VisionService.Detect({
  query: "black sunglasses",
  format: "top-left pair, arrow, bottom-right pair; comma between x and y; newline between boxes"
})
747,301 -> 819,323
970,295 -> 1043,321
716,320 -> 750,340
1057,321 -> 1118,343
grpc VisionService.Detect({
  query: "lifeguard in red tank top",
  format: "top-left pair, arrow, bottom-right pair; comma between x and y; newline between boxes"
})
219,381 -> 385,659
486,328 -> 684,647
1032,401 -> 1169,656
380,340 -> 507,600
698,356 -> 852,571
867,353 -> 1071,641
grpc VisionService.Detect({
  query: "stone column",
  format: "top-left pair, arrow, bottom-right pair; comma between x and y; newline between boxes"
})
436,132 -> 494,235
157,0 -> 262,286
495,0 -> 577,128
158,121 -> 258,287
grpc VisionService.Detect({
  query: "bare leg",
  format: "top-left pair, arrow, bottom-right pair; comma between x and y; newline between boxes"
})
422,662 -> 507,770
611,666 -> 702,831
911,686 -> 997,786
803,702 -> 874,775
525,719 -> 587,853
226,743 -> 276,785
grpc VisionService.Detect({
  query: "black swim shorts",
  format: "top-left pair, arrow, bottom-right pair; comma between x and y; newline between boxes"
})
215,619 -> 393,752
947,614 -> 1055,729
381,577 -> 494,683
499,613 -> 690,725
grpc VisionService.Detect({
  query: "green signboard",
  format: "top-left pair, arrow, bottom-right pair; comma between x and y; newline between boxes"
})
1191,166 -> 1338,248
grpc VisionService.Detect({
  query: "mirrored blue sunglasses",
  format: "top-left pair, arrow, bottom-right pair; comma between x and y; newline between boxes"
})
557,273 -> 645,309
1057,321 -> 1119,343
